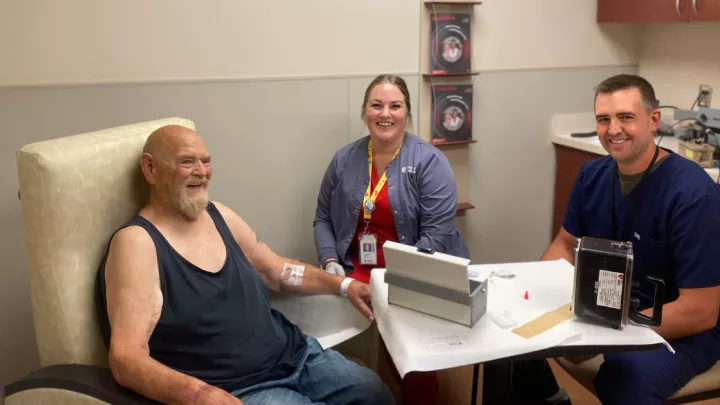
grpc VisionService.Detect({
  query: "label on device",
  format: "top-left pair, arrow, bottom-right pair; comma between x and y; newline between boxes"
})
596,270 -> 623,310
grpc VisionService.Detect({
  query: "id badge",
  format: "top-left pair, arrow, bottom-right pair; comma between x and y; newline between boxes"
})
359,233 -> 378,266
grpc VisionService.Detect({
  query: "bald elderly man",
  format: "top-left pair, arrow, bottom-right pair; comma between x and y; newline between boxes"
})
95,125 -> 395,405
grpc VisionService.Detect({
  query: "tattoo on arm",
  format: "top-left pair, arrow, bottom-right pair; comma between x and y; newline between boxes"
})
256,234 -> 265,245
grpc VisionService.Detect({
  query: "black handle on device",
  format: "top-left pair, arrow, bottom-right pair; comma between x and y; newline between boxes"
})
417,247 -> 434,254
630,275 -> 665,327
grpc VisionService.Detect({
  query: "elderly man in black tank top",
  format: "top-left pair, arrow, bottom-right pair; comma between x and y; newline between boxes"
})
95,125 -> 395,405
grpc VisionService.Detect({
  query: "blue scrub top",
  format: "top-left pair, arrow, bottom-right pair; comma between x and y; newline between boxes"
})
564,149 -> 720,329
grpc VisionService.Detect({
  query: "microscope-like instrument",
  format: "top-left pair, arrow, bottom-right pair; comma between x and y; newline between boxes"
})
672,106 -> 720,168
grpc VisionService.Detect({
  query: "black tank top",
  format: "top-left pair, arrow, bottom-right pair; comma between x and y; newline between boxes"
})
96,202 -> 307,393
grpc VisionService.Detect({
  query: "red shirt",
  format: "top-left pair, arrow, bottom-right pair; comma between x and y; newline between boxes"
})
347,165 -> 400,284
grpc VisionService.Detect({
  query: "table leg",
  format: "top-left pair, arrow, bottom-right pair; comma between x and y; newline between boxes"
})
481,361 -> 513,405
471,364 -> 479,405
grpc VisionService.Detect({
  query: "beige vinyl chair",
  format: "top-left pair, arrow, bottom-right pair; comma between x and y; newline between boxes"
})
5,117 -> 192,404
4,117 -> 378,404
557,354 -> 720,404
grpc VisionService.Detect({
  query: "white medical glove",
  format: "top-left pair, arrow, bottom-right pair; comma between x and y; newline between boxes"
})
324,261 -> 346,277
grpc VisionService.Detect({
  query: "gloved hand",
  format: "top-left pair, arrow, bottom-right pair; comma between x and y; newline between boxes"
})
324,261 -> 346,277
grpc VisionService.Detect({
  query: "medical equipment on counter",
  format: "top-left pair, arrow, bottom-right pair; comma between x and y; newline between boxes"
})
383,241 -> 488,327
673,107 -> 720,145
571,237 -> 665,330
666,106 -> 720,169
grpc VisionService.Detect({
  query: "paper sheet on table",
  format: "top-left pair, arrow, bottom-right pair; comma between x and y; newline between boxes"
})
556,317 -> 673,353
371,259 -> 671,377
270,293 -> 372,349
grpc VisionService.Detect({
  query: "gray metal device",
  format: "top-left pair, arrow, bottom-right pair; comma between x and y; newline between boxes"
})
383,241 -> 488,328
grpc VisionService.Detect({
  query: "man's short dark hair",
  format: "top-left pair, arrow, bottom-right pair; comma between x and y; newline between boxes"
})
594,74 -> 658,111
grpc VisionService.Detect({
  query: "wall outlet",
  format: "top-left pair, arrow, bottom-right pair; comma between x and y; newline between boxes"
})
698,84 -> 713,108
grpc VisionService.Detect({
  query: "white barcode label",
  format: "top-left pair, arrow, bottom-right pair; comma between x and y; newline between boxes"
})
596,270 -> 623,310
425,333 -> 463,348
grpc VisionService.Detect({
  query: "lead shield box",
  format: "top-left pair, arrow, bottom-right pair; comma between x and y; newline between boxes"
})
572,236 -> 664,329
383,241 -> 487,327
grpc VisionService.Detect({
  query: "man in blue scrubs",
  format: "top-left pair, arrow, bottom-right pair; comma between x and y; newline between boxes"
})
516,74 -> 720,405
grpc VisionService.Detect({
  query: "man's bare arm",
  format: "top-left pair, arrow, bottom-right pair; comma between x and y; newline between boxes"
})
641,286 -> 720,340
213,202 -> 374,320
213,201 -> 344,294
105,226 -> 241,405
540,227 -> 577,263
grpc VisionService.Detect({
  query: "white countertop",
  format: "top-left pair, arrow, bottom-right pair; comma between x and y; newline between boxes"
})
551,113 -> 719,181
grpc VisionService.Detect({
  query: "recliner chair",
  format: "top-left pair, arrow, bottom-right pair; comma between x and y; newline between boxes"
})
5,117 -> 376,404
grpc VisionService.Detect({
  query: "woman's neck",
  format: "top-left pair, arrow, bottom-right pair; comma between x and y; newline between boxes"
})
370,133 -> 404,155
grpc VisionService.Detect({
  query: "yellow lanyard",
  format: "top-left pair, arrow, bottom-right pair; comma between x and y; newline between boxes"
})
363,139 -> 402,222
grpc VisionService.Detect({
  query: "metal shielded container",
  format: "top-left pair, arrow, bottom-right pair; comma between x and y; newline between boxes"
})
383,241 -> 488,327
572,236 -> 665,330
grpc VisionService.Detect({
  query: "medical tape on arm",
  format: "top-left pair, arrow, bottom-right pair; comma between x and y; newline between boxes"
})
280,263 -> 305,287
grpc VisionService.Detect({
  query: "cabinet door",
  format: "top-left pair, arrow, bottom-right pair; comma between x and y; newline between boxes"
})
551,145 -> 602,240
597,0 -> 690,22
690,0 -> 720,20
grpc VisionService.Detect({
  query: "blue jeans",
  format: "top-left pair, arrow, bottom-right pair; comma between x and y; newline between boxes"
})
231,336 -> 395,405
594,329 -> 720,405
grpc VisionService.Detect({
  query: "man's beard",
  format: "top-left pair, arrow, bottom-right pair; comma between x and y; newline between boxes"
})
167,176 -> 209,220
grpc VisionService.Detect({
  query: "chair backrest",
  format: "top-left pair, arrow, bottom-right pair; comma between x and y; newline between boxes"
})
16,117 -> 196,368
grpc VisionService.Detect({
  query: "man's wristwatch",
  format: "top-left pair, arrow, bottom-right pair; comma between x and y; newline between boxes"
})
340,277 -> 355,298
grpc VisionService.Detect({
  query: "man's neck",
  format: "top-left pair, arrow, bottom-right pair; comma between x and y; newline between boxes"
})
617,145 -> 667,175
142,194 -> 200,230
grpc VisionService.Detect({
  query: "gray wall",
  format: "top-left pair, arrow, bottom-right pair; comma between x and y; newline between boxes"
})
0,66 -> 636,397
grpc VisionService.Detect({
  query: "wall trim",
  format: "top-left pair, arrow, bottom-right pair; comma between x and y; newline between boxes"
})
473,63 -> 638,74
0,63 -> 638,90
0,71 -> 421,90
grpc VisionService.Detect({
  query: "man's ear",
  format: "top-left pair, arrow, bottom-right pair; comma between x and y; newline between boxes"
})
649,108 -> 662,132
140,153 -> 157,185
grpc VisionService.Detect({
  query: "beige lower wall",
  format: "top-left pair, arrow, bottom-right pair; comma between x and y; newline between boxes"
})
0,66 -> 635,400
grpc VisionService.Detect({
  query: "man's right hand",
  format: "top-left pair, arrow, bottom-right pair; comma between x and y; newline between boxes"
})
193,384 -> 244,405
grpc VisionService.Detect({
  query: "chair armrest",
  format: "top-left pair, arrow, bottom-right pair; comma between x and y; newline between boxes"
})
5,364 -> 160,404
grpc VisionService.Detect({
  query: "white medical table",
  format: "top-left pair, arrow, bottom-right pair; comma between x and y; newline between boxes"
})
369,259 -> 670,404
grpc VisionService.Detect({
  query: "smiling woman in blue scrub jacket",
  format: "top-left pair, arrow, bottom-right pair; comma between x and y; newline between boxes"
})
513,74 -> 720,405
313,74 -> 470,405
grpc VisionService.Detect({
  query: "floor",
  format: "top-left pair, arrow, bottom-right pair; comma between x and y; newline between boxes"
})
338,328 -> 720,405
548,360 -> 720,405
380,354 -> 720,405
436,360 -> 720,405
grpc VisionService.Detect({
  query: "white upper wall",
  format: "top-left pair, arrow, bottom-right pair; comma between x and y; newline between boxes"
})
1,0 -> 641,87
0,0 -> 420,86
472,0 -> 641,70
638,23 -> 720,108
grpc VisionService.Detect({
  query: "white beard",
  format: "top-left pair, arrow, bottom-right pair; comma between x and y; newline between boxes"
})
177,189 -> 208,220
166,176 -> 209,220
